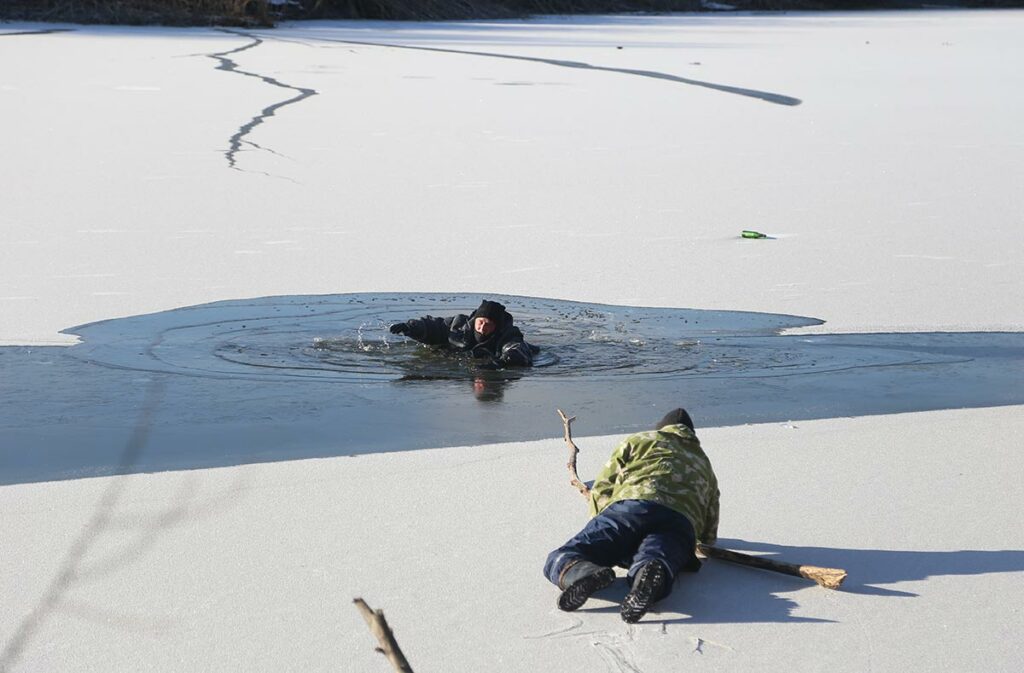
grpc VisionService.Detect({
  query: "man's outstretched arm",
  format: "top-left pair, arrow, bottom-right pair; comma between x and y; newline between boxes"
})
389,314 -> 455,345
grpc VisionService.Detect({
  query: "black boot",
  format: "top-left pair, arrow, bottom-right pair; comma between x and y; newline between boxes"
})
620,561 -> 668,623
557,560 -> 616,612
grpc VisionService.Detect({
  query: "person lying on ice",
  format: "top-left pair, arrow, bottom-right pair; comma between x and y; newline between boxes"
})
388,299 -> 537,367
543,408 -> 720,623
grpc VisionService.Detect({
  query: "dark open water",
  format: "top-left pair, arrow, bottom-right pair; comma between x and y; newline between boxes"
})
1,293 -> 1022,485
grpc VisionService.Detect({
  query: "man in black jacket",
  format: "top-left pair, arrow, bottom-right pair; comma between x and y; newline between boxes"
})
389,299 -> 536,367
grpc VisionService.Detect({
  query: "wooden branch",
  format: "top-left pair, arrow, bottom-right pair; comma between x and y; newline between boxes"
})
697,544 -> 846,589
353,598 -> 414,673
556,408 -> 590,498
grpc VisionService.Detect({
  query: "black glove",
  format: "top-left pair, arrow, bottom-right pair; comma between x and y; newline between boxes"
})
499,343 -> 531,367
389,322 -> 409,336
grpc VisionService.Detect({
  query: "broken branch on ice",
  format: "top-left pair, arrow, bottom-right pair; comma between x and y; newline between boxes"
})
554,408 -> 847,590
556,408 -> 591,497
353,598 -> 414,673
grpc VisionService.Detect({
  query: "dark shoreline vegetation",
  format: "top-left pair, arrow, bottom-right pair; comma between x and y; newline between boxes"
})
2,1 -> 1022,27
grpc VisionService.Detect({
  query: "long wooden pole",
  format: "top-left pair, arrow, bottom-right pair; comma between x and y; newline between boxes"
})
555,409 -> 847,590
697,544 -> 846,589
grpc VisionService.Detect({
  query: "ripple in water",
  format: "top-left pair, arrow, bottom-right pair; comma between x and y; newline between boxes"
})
67,293 -> 834,382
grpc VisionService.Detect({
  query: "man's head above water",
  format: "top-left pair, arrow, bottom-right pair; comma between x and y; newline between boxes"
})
386,298 -> 534,367
473,300 -> 506,338
474,317 -> 496,337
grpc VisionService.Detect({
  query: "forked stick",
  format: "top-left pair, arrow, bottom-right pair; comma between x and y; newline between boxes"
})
554,408 -> 847,590
556,409 -> 591,498
353,598 -> 414,673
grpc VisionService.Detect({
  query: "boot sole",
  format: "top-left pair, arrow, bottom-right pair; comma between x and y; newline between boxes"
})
620,562 -> 667,623
557,567 -> 616,612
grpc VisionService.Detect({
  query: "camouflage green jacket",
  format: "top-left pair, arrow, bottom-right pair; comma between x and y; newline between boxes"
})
588,425 -> 720,545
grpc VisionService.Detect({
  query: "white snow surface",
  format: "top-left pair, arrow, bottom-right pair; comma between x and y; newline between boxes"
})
2,11 -> 1024,673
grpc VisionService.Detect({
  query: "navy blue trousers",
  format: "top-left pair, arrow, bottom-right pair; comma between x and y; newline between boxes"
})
544,500 -> 698,597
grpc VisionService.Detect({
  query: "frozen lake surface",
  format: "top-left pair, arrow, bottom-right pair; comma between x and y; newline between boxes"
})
3,12 -> 1024,673
2,293 -> 1022,484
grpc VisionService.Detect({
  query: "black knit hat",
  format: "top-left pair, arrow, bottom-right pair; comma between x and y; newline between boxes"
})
474,300 -> 506,322
656,408 -> 695,432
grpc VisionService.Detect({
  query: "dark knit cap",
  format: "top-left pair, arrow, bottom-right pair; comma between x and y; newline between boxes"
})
474,300 -> 506,322
656,408 -> 695,432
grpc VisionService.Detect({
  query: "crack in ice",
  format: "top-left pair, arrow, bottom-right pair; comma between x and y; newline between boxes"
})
266,32 -> 801,107
207,29 -> 318,175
